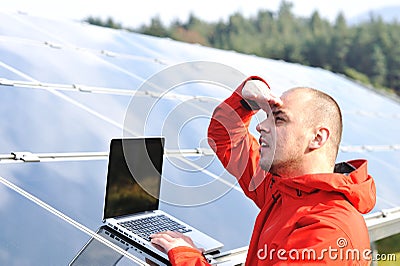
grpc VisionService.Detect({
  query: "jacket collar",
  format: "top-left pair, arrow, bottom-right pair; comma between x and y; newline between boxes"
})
271,160 -> 376,214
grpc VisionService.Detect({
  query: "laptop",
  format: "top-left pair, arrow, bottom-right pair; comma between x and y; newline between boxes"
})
102,137 -> 223,261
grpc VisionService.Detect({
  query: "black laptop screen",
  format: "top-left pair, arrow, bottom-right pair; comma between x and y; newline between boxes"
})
103,138 -> 164,219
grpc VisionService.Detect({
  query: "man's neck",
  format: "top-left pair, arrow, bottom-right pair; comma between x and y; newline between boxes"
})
271,158 -> 334,178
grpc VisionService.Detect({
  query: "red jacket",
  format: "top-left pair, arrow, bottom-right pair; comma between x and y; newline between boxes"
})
168,77 -> 376,265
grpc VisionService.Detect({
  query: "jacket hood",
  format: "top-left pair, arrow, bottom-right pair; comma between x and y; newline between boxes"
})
276,159 -> 376,214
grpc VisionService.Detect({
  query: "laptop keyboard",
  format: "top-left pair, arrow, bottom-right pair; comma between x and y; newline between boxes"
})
119,214 -> 192,241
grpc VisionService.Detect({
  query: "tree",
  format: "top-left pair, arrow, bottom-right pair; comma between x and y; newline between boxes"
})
139,16 -> 168,37
169,14 -> 211,45
370,45 -> 387,86
84,16 -> 122,29
385,28 -> 400,93
329,12 -> 351,73
346,25 -> 373,76
303,11 -> 332,68
84,3 -> 400,95
256,10 -> 281,59
275,1 -> 304,62
227,12 -> 259,54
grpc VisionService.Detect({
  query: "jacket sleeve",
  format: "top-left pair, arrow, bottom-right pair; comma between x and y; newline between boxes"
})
167,246 -> 210,266
207,76 -> 271,208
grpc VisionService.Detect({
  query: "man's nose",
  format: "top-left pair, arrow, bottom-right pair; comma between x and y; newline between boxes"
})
256,119 -> 271,133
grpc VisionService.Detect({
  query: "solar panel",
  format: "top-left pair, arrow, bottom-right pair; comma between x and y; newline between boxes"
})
0,10 -> 399,265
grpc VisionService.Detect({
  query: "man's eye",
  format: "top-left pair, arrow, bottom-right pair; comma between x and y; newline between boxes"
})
275,117 -> 284,121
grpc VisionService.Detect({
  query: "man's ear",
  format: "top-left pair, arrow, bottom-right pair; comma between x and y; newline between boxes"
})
309,127 -> 330,150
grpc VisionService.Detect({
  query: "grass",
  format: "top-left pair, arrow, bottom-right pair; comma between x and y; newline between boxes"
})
376,233 -> 400,265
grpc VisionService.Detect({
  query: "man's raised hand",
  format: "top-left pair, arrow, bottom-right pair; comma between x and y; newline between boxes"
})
242,80 -> 283,110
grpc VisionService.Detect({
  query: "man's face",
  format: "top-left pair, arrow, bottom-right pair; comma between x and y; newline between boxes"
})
256,90 -> 312,173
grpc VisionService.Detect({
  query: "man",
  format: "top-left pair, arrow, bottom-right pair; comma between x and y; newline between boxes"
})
151,76 -> 376,265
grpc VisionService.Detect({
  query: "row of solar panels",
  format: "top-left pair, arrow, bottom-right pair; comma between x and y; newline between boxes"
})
0,11 -> 399,265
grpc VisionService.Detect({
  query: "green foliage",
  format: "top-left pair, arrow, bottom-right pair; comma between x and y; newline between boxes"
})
344,67 -> 371,85
84,1 -> 400,95
138,16 -> 169,38
376,233 -> 400,265
84,16 -> 122,29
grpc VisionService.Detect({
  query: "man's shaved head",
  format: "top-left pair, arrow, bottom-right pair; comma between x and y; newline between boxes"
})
284,87 -> 343,163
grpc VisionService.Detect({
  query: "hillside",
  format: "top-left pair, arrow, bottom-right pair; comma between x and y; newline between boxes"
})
85,2 -> 400,97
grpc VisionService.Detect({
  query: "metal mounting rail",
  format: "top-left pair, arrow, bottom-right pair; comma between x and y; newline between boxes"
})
2,143 -> 400,164
0,151 -> 108,163
340,144 -> 400,153
0,78 -> 223,102
0,149 -> 216,163
365,207 -> 400,242
2,142 -> 400,164
2,78 -> 400,119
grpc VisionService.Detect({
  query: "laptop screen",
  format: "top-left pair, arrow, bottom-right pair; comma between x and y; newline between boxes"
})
103,138 -> 164,220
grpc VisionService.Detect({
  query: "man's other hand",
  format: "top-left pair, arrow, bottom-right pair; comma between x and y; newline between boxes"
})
150,231 -> 204,253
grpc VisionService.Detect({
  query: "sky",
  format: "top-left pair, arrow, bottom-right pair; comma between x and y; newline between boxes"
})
3,0 -> 400,28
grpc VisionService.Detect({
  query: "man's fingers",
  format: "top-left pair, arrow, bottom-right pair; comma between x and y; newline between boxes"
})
150,232 -> 175,242
152,230 -> 185,240
261,91 -> 283,106
150,232 -> 178,253
242,80 -> 283,107
163,230 -> 184,238
150,231 -> 198,253
150,235 -> 171,247
242,80 -> 266,101
271,96 -> 283,107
